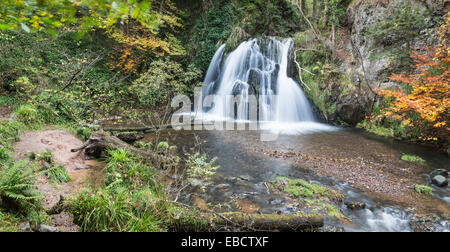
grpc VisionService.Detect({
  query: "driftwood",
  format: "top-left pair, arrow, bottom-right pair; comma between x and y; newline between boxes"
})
171,212 -> 324,232
71,131 -> 162,162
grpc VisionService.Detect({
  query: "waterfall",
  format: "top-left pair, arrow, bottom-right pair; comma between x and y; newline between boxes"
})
199,37 -> 315,123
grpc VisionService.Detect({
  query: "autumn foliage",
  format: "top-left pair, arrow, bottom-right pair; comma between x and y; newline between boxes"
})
370,14 -> 450,145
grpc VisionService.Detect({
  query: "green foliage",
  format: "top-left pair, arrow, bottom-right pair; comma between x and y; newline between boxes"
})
157,141 -> 170,151
233,0 -> 301,36
401,154 -> 425,163
366,3 -> 429,47
16,104 -> 40,125
186,0 -> 235,71
0,211 -> 21,232
0,147 -> 10,163
0,159 -> 42,213
46,165 -> 72,183
70,149 -> 180,232
130,59 -> 202,108
104,149 -> 158,189
185,153 -> 220,180
0,120 -> 20,149
75,126 -> 94,142
414,184 -> 433,196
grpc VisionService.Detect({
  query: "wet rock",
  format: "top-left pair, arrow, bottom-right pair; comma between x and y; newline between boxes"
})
75,165 -> 91,171
37,224 -> 58,232
268,198 -> 283,205
224,176 -> 238,183
116,132 -> 144,144
345,201 -> 366,210
187,178 -> 203,187
232,81 -> 255,96
19,222 -> 31,232
238,175 -> 252,182
211,183 -> 231,192
431,175 -> 448,187
336,95 -> 367,126
430,169 -> 448,179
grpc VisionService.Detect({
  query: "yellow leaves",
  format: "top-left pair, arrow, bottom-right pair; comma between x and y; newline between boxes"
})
433,122 -> 446,128
369,12 -> 450,143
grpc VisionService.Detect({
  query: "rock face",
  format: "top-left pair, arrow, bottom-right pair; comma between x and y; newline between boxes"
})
336,94 -> 369,126
345,0 -> 442,90
329,0 -> 447,126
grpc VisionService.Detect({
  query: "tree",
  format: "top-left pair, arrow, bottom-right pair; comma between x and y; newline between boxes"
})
370,15 -> 450,144
0,0 -> 185,73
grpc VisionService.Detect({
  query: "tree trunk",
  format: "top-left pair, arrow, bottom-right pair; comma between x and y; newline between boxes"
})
302,0 -> 307,15
313,0 -> 317,24
331,20 -> 336,58
170,212 -> 324,232
324,2 -> 329,26
71,131 -> 164,162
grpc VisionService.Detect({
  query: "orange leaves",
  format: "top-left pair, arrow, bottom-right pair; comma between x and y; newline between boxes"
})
369,13 -> 450,143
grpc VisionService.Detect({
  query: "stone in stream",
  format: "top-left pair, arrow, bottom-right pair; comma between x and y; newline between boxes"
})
430,169 -> 448,178
431,175 -> 448,187
345,201 -> 366,210
238,175 -> 252,182
37,224 -> 58,232
211,183 -> 231,193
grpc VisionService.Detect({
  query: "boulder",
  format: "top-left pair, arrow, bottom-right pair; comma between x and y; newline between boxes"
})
431,175 -> 448,187
336,94 -> 367,126
345,201 -> 366,210
430,169 -> 448,178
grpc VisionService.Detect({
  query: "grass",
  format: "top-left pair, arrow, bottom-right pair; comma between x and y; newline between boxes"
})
401,154 -> 426,163
414,184 -> 434,196
46,165 -> 72,183
69,148 -> 181,232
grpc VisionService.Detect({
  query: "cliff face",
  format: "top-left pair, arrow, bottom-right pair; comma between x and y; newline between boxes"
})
330,0 -> 448,126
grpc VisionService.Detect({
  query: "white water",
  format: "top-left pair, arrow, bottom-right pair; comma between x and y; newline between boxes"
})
199,38 -> 314,122
190,37 -> 337,135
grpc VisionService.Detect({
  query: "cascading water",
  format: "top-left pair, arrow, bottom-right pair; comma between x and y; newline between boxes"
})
198,37 -> 315,123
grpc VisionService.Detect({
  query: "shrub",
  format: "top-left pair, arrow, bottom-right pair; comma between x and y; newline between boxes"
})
0,121 -> 21,148
185,152 -> 220,180
45,165 -> 72,183
16,104 -> 40,126
129,59 -> 202,108
75,126 -> 94,141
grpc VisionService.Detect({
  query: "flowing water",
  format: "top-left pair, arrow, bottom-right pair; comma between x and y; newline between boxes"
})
147,128 -> 449,232
155,38 -> 449,231
197,37 -> 314,123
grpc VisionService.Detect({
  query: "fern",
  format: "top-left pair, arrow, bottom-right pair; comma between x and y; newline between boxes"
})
0,160 -> 42,211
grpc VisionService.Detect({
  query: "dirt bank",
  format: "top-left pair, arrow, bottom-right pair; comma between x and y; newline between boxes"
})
13,129 -> 104,232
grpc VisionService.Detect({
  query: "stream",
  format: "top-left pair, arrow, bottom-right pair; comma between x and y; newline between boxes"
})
144,125 -> 450,232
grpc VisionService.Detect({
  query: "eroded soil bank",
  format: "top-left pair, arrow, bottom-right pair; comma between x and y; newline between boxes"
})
13,129 -> 104,232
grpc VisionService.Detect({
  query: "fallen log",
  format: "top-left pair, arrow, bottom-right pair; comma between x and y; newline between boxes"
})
170,212 -> 324,232
71,131 -> 163,162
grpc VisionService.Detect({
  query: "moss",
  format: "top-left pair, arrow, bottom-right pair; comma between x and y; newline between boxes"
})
301,198 -> 349,221
277,177 -> 344,201
414,184 -> 433,196
401,154 -> 425,163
